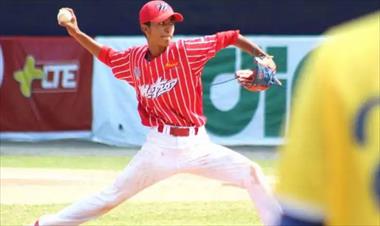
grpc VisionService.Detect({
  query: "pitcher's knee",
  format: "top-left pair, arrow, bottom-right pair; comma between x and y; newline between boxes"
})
99,198 -> 123,213
245,163 -> 266,187
98,188 -> 128,212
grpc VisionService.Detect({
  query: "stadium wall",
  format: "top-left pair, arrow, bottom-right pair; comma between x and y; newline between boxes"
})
0,0 -> 379,36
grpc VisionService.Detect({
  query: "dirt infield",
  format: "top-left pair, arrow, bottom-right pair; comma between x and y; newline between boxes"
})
0,167 -> 266,205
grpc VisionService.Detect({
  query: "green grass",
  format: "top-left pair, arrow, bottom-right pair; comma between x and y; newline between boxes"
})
0,155 -> 132,170
1,201 -> 261,226
0,155 -> 275,174
0,155 -> 276,226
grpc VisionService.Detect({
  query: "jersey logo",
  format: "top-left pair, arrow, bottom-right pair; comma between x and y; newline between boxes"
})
133,67 -> 141,80
139,77 -> 178,99
165,61 -> 178,69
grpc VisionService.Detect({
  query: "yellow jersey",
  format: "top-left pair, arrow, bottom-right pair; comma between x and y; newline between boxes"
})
276,12 -> 380,226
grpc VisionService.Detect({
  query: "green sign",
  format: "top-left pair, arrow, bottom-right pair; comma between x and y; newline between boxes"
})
202,42 -> 317,140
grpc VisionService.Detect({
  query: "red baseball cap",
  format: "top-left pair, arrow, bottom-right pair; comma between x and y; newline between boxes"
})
139,0 -> 184,24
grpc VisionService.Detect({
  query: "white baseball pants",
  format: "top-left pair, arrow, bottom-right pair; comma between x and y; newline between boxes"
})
38,126 -> 281,226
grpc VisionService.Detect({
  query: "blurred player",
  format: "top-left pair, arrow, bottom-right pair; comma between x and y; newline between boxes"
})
276,12 -> 380,226
32,1 -> 282,226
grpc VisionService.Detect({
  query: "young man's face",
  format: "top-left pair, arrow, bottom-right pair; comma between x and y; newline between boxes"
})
142,17 -> 176,47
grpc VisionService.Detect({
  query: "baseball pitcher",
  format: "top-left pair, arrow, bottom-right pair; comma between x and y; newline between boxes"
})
32,1 -> 282,225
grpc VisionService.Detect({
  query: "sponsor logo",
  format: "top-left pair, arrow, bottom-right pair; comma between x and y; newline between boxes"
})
13,55 -> 79,98
139,76 -> 177,99
0,45 -> 3,87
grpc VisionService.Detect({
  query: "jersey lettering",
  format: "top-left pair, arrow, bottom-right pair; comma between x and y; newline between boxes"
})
354,96 -> 380,145
139,77 -> 178,99
354,96 -> 380,207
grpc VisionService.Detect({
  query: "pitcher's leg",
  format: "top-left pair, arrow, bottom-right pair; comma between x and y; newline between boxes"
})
245,160 -> 282,226
182,142 -> 281,226
38,183 -> 134,226
38,143 -> 175,226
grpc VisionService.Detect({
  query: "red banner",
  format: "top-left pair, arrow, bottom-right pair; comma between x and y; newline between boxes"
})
0,37 -> 93,132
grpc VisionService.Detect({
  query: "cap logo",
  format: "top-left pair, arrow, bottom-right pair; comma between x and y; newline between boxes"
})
156,2 -> 169,12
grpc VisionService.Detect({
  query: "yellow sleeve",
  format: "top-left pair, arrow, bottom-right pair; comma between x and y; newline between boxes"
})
276,46 -> 331,212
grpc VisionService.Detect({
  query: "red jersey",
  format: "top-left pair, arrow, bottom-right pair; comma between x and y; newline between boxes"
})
97,30 -> 239,127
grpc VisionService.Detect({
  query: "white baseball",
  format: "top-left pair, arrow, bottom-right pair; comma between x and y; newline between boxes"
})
57,8 -> 73,23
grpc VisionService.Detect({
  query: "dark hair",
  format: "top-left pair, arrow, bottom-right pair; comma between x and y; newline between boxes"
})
141,22 -> 150,37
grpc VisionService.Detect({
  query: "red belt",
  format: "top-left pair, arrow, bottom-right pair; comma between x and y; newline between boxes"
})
157,125 -> 199,137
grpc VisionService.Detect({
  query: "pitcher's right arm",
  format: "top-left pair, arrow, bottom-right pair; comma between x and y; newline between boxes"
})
58,8 -> 102,57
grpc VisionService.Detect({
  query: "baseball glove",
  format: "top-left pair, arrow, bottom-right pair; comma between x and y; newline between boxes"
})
235,56 -> 282,92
